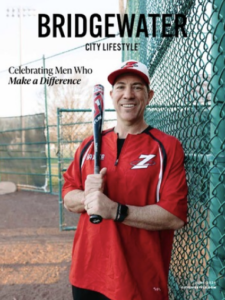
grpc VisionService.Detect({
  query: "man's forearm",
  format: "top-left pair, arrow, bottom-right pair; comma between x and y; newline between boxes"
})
64,189 -> 184,231
123,204 -> 184,231
63,190 -> 85,213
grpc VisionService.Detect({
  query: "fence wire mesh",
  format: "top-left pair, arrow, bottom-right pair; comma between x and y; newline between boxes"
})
123,0 -> 225,299
0,114 -> 47,191
57,109 -> 116,231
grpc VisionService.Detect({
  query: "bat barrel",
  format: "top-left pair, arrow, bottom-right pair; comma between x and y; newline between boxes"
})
90,84 -> 104,224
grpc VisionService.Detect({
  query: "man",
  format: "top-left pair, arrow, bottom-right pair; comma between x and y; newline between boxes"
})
62,60 -> 188,300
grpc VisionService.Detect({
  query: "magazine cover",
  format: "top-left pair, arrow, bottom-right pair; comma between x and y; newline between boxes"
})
0,0 -> 224,299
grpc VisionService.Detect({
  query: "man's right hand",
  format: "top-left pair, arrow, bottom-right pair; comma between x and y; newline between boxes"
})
63,168 -> 107,214
84,167 -> 107,197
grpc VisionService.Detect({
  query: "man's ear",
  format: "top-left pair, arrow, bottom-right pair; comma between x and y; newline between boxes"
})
147,90 -> 154,105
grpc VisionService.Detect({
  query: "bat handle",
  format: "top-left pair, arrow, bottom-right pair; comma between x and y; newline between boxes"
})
89,164 -> 102,224
94,165 -> 100,174
90,214 -> 103,224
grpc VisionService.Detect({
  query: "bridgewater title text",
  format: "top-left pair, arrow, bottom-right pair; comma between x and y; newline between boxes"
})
38,14 -> 187,38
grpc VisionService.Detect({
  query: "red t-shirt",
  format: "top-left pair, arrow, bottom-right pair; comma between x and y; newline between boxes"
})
62,126 -> 188,300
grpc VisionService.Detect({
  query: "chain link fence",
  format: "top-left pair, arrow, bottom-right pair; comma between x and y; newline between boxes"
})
122,0 -> 225,299
0,114 -> 47,191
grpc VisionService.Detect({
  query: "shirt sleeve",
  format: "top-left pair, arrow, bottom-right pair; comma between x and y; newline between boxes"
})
62,146 -> 83,200
156,139 -> 188,224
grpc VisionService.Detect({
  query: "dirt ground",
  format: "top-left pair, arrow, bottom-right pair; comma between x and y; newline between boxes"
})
0,190 -> 80,300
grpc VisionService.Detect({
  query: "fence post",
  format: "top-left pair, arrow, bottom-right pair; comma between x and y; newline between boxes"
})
57,108 -> 63,231
209,0 -> 225,298
139,0 -> 147,65
42,55 -> 52,194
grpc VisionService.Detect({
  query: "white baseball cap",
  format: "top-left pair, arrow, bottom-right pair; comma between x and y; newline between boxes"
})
107,60 -> 150,85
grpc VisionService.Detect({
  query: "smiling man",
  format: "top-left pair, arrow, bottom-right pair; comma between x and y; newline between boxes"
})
62,60 -> 188,300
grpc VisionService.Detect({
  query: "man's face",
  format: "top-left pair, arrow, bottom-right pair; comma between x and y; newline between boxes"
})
110,73 -> 154,124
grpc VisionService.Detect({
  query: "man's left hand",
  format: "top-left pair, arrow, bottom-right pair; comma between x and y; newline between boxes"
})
83,191 -> 117,220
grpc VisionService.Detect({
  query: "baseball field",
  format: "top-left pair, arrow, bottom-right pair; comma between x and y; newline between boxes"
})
0,190 -> 79,300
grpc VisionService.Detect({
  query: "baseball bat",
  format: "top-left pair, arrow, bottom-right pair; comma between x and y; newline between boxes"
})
89,84 -> 104,224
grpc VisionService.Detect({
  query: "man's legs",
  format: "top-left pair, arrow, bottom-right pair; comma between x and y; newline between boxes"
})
72,286 -> 110,300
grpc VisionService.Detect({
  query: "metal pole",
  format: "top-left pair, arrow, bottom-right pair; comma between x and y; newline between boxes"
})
128,1 -> 132,60
139,0 -> 147,65
43,55 -> 53,194
57,108 -> 63,231
19,6 -> 23,117
209,0 -> 225,298
19,7 -> 25,156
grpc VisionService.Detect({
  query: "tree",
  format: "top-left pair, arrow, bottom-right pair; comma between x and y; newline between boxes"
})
38,74 -> 93,157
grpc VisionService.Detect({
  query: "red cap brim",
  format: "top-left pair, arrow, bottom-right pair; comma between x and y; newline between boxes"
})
108,69 -> 150,85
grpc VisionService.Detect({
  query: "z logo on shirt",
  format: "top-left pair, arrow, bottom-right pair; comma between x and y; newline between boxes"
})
131,154 -> 156,169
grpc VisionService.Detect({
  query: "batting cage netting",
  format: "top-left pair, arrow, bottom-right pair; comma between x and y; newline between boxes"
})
122,0 -> 225,299
0,114 -> 47,190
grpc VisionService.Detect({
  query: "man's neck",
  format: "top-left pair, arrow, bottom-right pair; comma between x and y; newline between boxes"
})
115,121 -> 148,138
